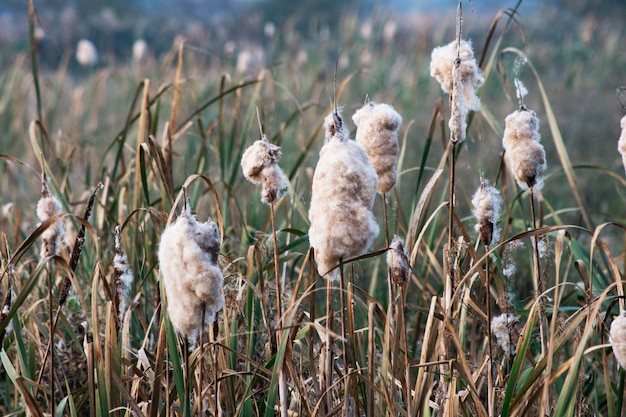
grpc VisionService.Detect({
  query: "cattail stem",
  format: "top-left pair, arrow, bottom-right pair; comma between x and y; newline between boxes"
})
325,276 -> 333,414
339,262 -> 348,417
270,202 -> 287,417
48,269 -> 55,410
485,246 -> 494,417
529,187 -> 546,353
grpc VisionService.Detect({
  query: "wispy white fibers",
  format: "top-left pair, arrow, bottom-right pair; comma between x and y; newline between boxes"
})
308,109 -> 379,279
430,39 -> 484,144
471,179 -> 503,246
387,235 -> 410,286
610,311 -> 626,369
113,226 -> 134,325
491,313 -> 520,357
502,108 -> 547,190
241,135 -> 288,204
158,201 -> 224,339
352,101 -> 403,194
618,115 -> 626,174
37,174 -> 66,258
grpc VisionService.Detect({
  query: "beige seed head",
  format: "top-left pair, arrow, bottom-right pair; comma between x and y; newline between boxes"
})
471,180 -> 503,246
158,203 -> 224,339
430,39 -> 484,111
617,115 -> 626,175
387,235 -> 410,286
491,313 -> 520,356
113,226 -> 134,324
241,136 -> 288,204
309,109 -> 379,279
353,101 -> 403,194
502,109 -> 547,190
37,176 -> 66,258
610,311 -> 626,369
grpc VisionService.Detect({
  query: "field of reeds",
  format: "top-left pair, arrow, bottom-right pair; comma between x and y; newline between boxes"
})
1,0 -> 626,416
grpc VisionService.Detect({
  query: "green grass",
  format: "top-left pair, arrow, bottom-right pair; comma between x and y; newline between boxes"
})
1,1 -> 626,416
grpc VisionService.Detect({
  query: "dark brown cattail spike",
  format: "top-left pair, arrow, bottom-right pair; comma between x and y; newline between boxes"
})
478,217 -> 494,247
59,182 -> 104,307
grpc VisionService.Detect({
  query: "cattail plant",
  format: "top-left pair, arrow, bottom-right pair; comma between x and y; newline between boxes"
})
241,115 -> 290,417
113,226 -> 133,328
37,173 -> 65,258
352,100 -> 403,194
610,311 -> 626,369
75,39 -> 99,66
308,108 -> 379,278
158,199 -> 224,340
618,114 -> 626,174
471,178 -> 503,247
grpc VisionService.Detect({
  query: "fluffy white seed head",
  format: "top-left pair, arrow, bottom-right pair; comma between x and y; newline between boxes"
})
618,115 -> 626,175
113,226 -> 134,323
76,39 -> 99,66
132,39 -> 148,63
430,39 -> 484,111
471,179 -> 503,246
241,136 -> 288,204
37,177 -> 66,258
387,235 -> 410,286
353,102 -> 403,194
158,204 -> 224,339
502,109 -> 547,190
309,109 -> 379,279
491,313 -> 520,356
610,311 -> 626,369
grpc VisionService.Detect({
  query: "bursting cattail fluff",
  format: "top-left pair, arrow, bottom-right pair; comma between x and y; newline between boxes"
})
502,108 -> 547,190
308,109 -> 379,279
158,202 -> 224,339
471,179 -> 503,246
387,235 -> 410,286
75,39 -> 98,66
113,226 -> 134,325
352,101 -> 403,194
430,39 -> 484,143
610,311 -> 626,369
241,135 -> 288,204
618,115 -> 626,174
491,313 -> 520,357
37,174 -> 65,258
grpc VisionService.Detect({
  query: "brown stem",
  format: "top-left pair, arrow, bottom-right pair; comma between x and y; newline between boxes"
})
486,246 -> 494,417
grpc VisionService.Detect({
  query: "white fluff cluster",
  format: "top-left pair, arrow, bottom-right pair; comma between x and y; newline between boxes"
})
241,136 -> 289,204
387,235 -> 410,286
491,313 -> 520,356
75,39 -> 98,66
610,311 -> 626,369
158,203 -> 225,339
502,109 -> 547,190
471,180 -> 503,246
37,177 -> 65,258
430,39 -> 484,143
113,226 -> 134,324
618,115 -> 626,175
308,109 -> 379,279
352,101 -> 403,194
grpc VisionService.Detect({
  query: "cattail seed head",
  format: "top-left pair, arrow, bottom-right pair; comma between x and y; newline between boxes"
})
37,174 -> 66,258
430,40 -> 484,106
617,115 -> 626,174
471,179 -> 503,246
387,235 -> 410,286
113,226 -> 134,326
241,136 -> 289,204
491,313 -> 520,357
158,202 -> 225,339
352,101 -> 403,194
502,109 -> 547,190
309,108 -> 379,279
610,311 -> 626,369
76,39 -> 99,66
